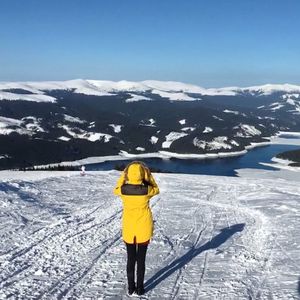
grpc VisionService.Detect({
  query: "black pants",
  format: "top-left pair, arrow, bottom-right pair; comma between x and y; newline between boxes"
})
126,243 -> 148,289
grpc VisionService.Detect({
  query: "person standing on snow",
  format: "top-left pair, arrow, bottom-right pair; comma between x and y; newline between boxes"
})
80,165 -> 86,176
114,161 -> 159,296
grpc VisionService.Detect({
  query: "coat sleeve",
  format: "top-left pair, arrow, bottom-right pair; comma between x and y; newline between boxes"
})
147,174 -> 160,197
113,172 -> 125,196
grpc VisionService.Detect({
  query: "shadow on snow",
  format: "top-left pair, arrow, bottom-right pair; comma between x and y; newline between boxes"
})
145,223 -> 245,292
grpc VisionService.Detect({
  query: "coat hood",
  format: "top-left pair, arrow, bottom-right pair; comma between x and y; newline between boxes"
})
127,163 -> 145,184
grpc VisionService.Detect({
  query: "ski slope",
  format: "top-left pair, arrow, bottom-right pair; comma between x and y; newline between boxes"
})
0,171 -> 299,299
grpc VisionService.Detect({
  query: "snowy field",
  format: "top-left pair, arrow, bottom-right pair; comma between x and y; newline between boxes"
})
0,170 -> 300,299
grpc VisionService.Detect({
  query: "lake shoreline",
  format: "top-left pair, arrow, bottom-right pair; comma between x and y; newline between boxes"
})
33,131 -> 300,171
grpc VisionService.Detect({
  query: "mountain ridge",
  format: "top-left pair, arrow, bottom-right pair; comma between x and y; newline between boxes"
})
1,79 -> 300,103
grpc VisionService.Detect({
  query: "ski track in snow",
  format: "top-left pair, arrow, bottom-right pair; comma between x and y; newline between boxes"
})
0,171 -> 299,299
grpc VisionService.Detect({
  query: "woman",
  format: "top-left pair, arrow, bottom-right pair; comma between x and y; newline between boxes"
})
114,161 -> 159,296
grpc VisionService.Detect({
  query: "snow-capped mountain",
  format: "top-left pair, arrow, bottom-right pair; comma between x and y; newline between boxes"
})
0,79 -> 299,169
2,79 -> 300,101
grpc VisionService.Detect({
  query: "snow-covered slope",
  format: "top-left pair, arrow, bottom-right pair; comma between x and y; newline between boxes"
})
1,79 -> 300,103
243,83 -> 300,95
0,79 -> 233,103
0,91 -> 56,103
0,170 -> 299,299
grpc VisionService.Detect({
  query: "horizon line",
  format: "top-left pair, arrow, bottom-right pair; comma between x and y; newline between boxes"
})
1,78 -> 300,90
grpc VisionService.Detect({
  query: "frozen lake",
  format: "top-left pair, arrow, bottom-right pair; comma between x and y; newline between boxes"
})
87,143 -> 300,176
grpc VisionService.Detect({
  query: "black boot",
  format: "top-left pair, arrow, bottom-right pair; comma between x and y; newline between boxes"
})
128,284 -> 136,296
136,286 -> 145,296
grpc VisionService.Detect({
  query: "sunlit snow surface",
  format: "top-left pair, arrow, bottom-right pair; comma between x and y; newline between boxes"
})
3,80 -> 300,104
0,171 -> 299,299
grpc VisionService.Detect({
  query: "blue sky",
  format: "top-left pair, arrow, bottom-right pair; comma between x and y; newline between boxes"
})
0,0 -> 299,87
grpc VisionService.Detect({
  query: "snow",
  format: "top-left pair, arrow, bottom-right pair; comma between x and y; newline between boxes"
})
281,95 -> 300,114
208,137 -> 233,150
243,83 -> 300,95
0,79 -> 112,103
148,119 -> 156,126
0,170 -> 299,299
151,89 -> 196,101
135,147 -> 145,152
287,99 -> 296,105
25,122 -> 45,133
2,80 -> 300,104
193,136 -> 233,151
203,127 -> 213,133
223,109 -> 239,115
0,170 -> 77,182
34,269 -> 45,276
58,136 -> 71,142
0,116 -> 46,135
85,132 -> 112,143
125,94 -> 151,102
293,107 -> 300,114
278,131 -> 300,138
193,138 -> 206,149
270,102 -> 285,111
0,91 -> 56,103
230,140 -> 240,147
0,116 -> 28,135
236,168 -> 300,182
22,117 -> 45,133
63,114 -> 85,124
60,125 -> 113,142
140,119 -> 156,127
162,132 -> 188,148
88,122 -> 96,129
179,119 -> 186,125
160,150 -> 248,160
181,127 -> 195,132
142,80 -> 237,96
282,93 -> 300,100
213,115 -> 224,121
0,116 -> 22,128
256,132 -> 300,151
109,124 -> 123,133
28,79 -> 114,96
234,124 -> 262,137
142,80 -> 204,94
87,80 -> 149,93
260,157 -> 300,172
0,79 -> 239,104
150,136 -> 158,144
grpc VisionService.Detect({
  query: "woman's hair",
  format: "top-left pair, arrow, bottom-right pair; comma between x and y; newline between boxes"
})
123,161 -> 151,184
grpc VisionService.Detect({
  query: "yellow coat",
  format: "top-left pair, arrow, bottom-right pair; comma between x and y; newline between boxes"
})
113,163 -> 159,244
